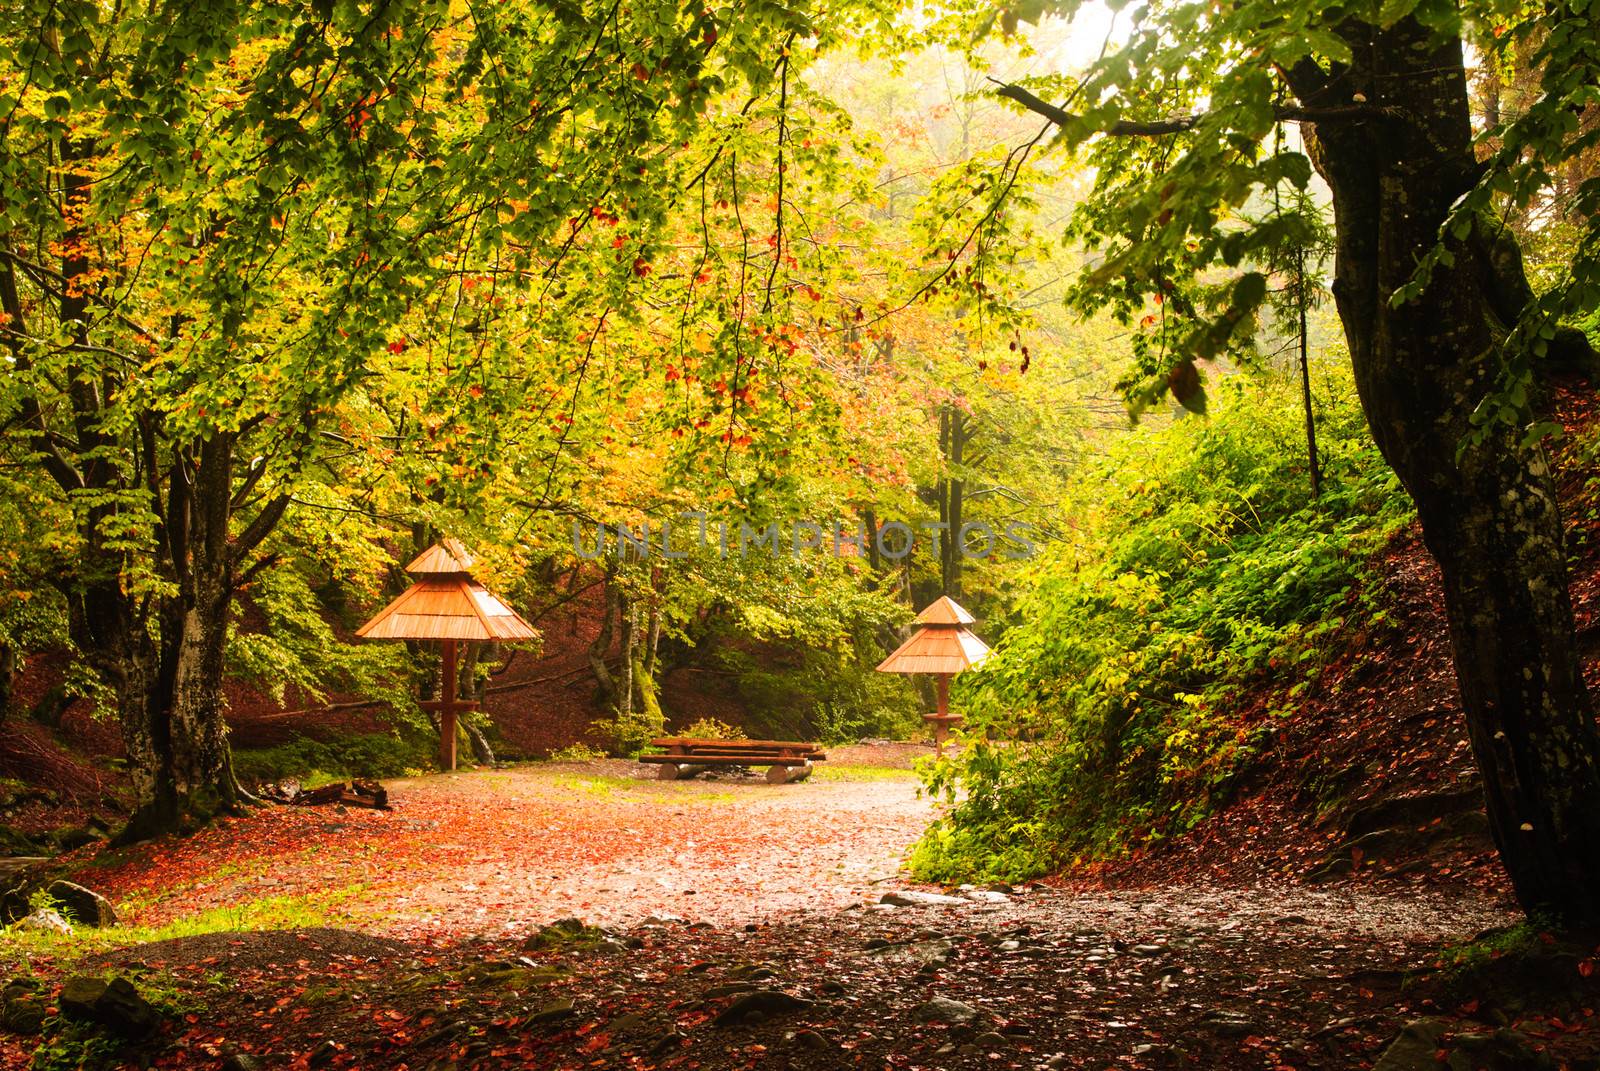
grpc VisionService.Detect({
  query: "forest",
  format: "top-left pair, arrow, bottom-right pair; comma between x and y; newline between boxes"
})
2,0 -> 1600,1067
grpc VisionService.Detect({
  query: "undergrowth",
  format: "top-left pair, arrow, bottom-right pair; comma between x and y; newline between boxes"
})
231,732 -> 431,787
911,367 -> 1413,883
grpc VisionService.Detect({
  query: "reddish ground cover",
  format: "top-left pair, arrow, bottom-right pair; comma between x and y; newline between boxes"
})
66,756 -> 933,940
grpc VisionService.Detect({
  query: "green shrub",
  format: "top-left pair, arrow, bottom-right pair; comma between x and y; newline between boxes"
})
911,366 -> 1413,883
548,742 -> 609,762
677,717 -> 746,740
232,732 -> 431,786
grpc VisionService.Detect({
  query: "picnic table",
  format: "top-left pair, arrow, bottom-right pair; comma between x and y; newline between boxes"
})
639,737 -> 827,784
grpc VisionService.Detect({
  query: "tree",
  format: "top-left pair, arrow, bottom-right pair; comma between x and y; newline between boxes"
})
0,0 -> 822,839
982,0 -> 1600,923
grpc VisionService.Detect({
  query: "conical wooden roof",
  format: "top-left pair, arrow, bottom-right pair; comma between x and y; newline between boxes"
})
915,595 -> 976,626
405,538 -> 476,575
876,596 -> 991,674
357,543 -> 537,642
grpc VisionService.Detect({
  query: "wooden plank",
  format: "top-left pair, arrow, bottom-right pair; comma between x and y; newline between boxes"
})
642,750 -> 826,762
650,737 -> 820,750
638,755 -> 816,767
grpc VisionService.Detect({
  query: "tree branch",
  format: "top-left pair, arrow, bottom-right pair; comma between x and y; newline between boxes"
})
991,80 -> 1392,136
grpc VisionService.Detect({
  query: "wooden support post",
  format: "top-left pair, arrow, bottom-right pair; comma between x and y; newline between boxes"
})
439,639 -> 459,772
933,674 -> 951,755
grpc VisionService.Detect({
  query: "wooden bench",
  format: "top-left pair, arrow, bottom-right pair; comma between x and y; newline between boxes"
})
640,737 -> 828,784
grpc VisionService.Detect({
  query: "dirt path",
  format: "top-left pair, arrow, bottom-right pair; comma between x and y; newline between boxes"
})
62,874 -> 1533,1071
71,759 -> 935,939
22,758 -> 1585,1070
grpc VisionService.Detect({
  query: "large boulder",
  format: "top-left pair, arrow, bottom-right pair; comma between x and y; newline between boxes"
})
47,880 -> 117,927
58,976 -> 164,1037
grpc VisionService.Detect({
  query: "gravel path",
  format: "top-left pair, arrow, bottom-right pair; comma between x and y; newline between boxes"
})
73,759 -> 935,939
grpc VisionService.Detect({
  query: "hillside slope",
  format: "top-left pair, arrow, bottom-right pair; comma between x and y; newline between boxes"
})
1083,379 -> 1600,900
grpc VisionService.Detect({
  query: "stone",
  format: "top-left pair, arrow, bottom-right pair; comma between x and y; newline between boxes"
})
1131,944 -> 1164,956
713,990 -> 813,1027
704,982 -> 758,998
1197,1009 -> 1258,1038
1372,1019 -> 1452,1071
527,998 -> 576,1026
58,975 -> 163,1037
2,993 -> 46,1035
880,890 -> 967,907
46,881 -> 117,927
819,980 -> 847,996
651,1030 -> 688,1056
526,917 -> 592,947
13,908 -> 71,935
792,1029 -> 832,1051
309,1039 -> 340,1067
975,1031 -> 1009,1049
964,890 -> 1011,903
608,1012 -> 647,1034
1374,1018 -> 1555,1071
471,967 -> 563,990
868,937 -> 955,969
221,1050 -> 267,1071
51,826 -> 100,853
913,996 -> 982,1024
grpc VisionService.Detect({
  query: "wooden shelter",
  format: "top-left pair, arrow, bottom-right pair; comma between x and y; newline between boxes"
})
876,595 -> 991,753
357,539 -> 536,770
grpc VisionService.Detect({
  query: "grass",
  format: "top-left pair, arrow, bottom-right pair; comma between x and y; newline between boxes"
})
814,764 -> 920,782
549,771 -> 738,803
1439,919 -> 1551,975
0,887 -> 367,976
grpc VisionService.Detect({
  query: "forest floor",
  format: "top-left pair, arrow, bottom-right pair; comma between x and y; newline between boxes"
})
9,754 -> 1600,1071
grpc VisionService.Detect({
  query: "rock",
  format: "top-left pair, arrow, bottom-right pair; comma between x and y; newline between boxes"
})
13,909 -> 71,935
308,1039 -> 340,1067
526,917 -> 592,947
527,998 -> 576,1026
1374,1018 -> 1555,1071
964,890 -> 1011,903
1197,1009 -> 1257,1038
471,967 -> 563,989
792,1029 -> 832,1051
1131,944 -> 1164,956
975,1031 -> 1010,1049
1,985 -> 46,1035
221,1050 -> 267,1071
913,996 -> 982,1024
713,989 -> 813,1027
727,963 -> 777,980
866,936 -> 955,970
58,975 -> 164,1037
704,982 -> 758,998
51,826 -> 100,853
819,980 -> 847,996
650,1030 -> 688,1056
608,1012 -> 647,1034
1372,1017 -> 1449,1071
880,890 -> 967,907
46,881 -> 118,927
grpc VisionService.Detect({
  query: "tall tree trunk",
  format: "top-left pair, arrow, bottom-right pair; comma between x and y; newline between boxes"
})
1293,19 -> 1600,925
589,561 -> 618,702
617,595 -> 635,719
1296,246 -> 1322,498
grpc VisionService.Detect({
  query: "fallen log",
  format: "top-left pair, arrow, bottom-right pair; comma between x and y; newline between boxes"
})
257,779 -> 391,810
